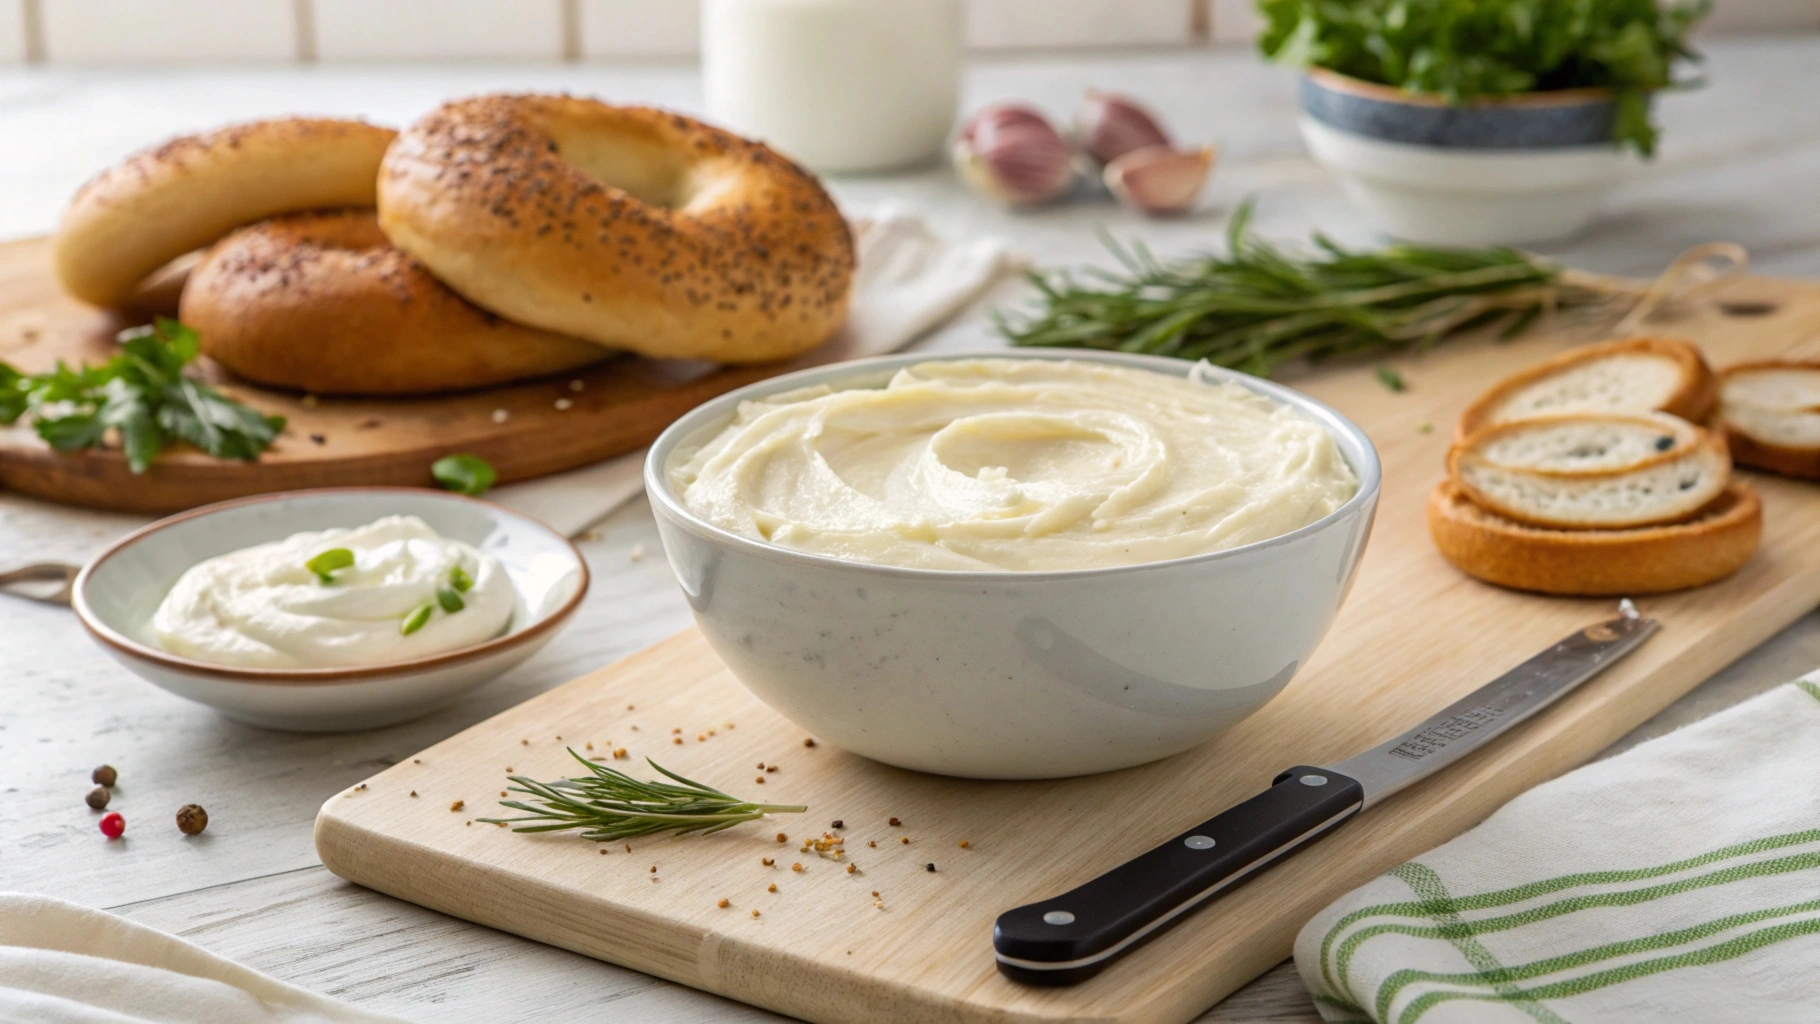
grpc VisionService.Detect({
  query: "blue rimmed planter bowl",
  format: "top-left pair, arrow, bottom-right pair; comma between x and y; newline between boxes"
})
1299,69 -> 1638,245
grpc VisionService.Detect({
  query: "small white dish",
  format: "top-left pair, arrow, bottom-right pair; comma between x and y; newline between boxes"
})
73,488 -> 589,732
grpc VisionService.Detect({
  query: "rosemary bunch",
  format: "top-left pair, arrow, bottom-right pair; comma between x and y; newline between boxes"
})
477,750 -> 806,841
998,202 -> 1627,379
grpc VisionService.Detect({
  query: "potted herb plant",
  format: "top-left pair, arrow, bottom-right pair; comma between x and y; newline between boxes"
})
1259,0 -> 1709,245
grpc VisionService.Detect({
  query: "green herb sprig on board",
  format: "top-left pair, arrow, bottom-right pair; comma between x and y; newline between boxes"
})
478,750 -> 807,842
0,317 -> 284,473
1258,0 -> 1710,156
997,201 -> 1669,378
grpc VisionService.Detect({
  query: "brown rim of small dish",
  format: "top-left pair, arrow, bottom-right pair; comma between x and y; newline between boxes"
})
1307,68 -> 1615,109
71,486 -> 591,685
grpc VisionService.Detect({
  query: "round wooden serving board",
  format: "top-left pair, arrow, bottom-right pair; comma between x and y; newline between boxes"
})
0,235 -> 781,514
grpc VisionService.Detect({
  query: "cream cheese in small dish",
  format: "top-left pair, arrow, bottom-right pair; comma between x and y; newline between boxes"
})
152,515 -> 514,669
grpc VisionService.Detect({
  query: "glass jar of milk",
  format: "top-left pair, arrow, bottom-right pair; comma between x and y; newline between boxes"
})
702,0 -> 963,174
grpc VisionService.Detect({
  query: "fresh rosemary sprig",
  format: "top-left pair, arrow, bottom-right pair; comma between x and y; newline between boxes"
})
997,201 -> 1634,379
478,750 -> 807,842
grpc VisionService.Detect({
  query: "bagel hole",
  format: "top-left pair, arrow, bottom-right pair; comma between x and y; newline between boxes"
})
553,129 -> 692,209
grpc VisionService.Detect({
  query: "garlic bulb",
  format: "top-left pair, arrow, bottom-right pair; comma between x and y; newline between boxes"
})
1076,90 -> 1172,166
1104,145 -> 1216,216
953,104 -> 1076,206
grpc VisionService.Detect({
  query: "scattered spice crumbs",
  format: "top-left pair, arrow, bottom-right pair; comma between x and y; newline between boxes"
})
673,738 -> 683,745
926,863 -> 936,872
831,820 -> 844,829
599,849 -> 607,855
775,833 -> 788,843
751,909 -> 760,918
803,738 -> 817,747
450,800 -> 464,812
762,857 -> 774,866
412,759 -> 421,764
959,840 -> 971,848
649,865 -> 657,873
520,739 -> 529,745
847,864 -> 857,874
867,841 -> 876,848
355,784 -> 367,791
900,837 -> 910,845
613,748 -> 628,759
888,817 -> 900,826
793,863 -> 804,872
755,776 -> 765,784
409,790 -> 418,797
718,898 -> 730,908
767,883 -> 777,893
766,766 -> 777,773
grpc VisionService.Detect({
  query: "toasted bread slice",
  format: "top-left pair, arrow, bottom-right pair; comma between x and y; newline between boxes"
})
1449,412 -> 1731,529
1428,480 -> 1761,596
1717,360 -> 1820,479
1457,337 -> 1717,439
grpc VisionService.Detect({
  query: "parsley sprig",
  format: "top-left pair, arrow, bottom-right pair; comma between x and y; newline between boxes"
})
0,317 -> 284,473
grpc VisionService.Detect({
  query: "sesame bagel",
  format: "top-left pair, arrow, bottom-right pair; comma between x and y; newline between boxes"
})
179,210 -> 611,395
377,96 -> 855,364
55,118 -> 398,308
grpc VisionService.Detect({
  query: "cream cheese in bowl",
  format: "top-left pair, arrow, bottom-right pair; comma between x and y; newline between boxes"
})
648,350 -> 1381,779
152,515 -> 514,669
670,358 -> 1359,571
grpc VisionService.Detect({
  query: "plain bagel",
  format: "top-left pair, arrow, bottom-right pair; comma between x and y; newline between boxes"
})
377,96 -> 855,363
179,210 -> 612,395
55,118 -> 398,308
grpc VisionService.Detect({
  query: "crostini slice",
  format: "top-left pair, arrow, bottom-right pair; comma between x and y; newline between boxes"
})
1457,337 -> 1717,439
1448,412 -> 1732,530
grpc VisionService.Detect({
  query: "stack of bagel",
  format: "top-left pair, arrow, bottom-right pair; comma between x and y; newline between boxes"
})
51,96 -> 857,395
1429,338 -> 1763,595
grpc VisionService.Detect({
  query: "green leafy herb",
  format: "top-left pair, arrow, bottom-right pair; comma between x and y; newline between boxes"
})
1374,366 -> 1407,392
400,603 -> 434,636
1258,0 -> 1709,156
0,318 -> 283,473
997,200 -> 1634,377
305,547 -> 355,584
432,453 -> 497,496
436,583 -> 465,613
478,750 -> 807,842
448,565 -> 473,593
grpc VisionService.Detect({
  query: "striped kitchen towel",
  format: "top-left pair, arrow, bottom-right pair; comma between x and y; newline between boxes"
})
1294,674 -> 1820,1024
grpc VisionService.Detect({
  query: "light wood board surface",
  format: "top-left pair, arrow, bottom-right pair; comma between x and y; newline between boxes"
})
0,235 -> 779,514
316,274 -> 1820,1023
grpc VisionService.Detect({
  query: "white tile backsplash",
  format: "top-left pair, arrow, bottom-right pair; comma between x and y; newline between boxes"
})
42,0 -> 295,61
1701,0 -> 1820,33
581,0 -> 700,57
312,0 -> 564,60
966,0 -> 1192,49
0,0 -> 24,62
1210,0 -> 1265,45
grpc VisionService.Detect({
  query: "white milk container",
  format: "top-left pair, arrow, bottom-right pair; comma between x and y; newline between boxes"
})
702,0 -> 964,173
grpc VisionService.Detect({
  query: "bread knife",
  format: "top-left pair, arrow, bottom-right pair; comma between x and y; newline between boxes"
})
992,604 -> 1659,985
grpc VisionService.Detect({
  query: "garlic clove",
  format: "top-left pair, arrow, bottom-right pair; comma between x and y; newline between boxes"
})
1076,90 -> 1172,167
954,104 -> 1076,207
1104,144 -> 1215,216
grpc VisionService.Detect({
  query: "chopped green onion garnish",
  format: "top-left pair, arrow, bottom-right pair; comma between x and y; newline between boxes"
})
305,547 -> 355,584
436,583 -> 466,614
449,565 -> 473,593
432,453 -> 497,496
400,603 -> 434,635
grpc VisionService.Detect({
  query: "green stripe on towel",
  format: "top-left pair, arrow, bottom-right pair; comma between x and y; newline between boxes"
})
1317,828 -> 1820,990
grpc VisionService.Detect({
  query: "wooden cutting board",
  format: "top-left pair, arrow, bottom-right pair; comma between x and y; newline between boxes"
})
316,274 -> 1820,1024
0,235 -> 779,514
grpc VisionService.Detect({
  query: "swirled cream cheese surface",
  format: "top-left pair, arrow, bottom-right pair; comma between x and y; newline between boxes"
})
152,515 -> 513,668
669,359 -> 1359,571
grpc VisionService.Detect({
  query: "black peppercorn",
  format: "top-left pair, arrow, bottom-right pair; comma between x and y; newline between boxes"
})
925,863 -> 936,872
176,804 -> 208,835
85,786 -> 110,810
92,765 -> 117,787
831,820 -> 844,829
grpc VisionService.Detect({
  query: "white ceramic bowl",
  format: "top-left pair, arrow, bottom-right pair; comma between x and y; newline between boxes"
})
73,488 -> 589,732
646,350 -> 1381,779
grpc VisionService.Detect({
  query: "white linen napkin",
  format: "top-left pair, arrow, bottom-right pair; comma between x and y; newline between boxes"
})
491,206 -> 1024,537
1294,675 -> 1820,1024
0,892 -> 406,1024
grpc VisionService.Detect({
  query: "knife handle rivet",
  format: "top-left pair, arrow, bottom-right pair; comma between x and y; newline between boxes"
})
1183,835 -> 1216,850
1042,910 -> 1075,925
1299,774 -> 1329,787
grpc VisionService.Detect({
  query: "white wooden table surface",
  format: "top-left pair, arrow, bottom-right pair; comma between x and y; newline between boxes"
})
6,39 -> 1820,1023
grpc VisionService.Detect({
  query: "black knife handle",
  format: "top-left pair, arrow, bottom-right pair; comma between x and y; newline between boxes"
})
993,766 -> 1363,986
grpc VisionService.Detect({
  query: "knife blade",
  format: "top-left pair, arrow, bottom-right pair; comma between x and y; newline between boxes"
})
992,605 -> 1659,986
